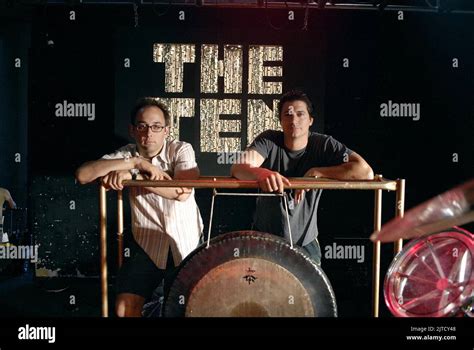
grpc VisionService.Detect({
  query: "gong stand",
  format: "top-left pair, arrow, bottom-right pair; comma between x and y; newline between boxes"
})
98,175 -> 404,317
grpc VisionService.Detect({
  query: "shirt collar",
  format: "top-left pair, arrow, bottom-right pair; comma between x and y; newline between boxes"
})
133,140 -> 170,165
156,139 -> 170,164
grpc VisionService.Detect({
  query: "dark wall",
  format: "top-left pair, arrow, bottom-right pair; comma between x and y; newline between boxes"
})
0,21 -> 29,207
324,10 -> 473,196
1,4 -> 472,316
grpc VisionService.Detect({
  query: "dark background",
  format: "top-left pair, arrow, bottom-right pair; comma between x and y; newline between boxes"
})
0,3 -> 472,317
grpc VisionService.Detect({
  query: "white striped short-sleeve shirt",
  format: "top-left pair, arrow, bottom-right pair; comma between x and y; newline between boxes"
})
102,139 -> 203,269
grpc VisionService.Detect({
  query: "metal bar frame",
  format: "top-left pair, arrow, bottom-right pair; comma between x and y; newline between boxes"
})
98,175 -> 404,317
99,185 -> 108,317
394,179 -> 405,255
372,175 -> 383,317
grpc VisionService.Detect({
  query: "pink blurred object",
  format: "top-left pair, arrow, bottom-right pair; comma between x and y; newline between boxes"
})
384,227 -> 474,317
371,179 -> 474,243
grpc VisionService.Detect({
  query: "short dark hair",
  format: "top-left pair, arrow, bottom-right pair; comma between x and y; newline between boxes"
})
277,90 -> 314,119
130,97 -> 171,126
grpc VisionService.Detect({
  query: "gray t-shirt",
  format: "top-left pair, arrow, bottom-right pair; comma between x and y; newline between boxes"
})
249,130 -> 352,246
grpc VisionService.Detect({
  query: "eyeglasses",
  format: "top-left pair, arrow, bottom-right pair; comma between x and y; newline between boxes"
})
135,123 -> 166,133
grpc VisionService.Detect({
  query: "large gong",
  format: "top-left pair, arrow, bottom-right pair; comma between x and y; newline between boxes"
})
163,231 -> 337,317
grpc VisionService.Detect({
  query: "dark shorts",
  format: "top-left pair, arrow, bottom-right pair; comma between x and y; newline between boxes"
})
116,239 -> 177,300
302,239 -> 322,265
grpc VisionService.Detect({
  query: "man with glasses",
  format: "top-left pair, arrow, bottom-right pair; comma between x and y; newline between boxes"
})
76,97 -> 203,317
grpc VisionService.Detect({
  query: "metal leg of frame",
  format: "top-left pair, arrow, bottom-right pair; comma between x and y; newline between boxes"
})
372,182 -> 383,317
206,189 -> 217,249
100,184 -> 108,317
117,190 -> 124,268
394,179 -> 405,255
